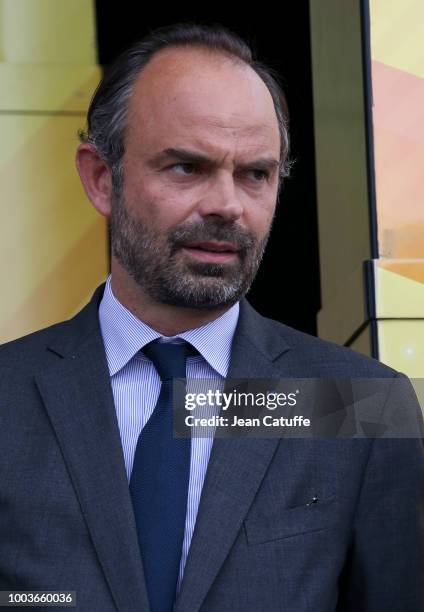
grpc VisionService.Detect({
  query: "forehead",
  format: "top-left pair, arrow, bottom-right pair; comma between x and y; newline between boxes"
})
125,46 -> 280,157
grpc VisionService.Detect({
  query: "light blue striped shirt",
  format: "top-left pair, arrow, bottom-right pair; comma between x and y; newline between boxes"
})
98,274 -> 239,588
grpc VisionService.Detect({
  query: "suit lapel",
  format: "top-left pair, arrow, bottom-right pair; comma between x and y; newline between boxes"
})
176,299 -> 291,612
35,285 -> 150,612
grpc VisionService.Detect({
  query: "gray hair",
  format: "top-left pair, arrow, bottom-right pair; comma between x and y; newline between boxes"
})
78,22 -> 291,196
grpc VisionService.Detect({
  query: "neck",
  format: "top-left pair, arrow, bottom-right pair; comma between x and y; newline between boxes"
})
110,261 -> 233,336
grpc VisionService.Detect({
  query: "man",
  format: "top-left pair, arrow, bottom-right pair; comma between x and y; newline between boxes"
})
0,23 -> 422,612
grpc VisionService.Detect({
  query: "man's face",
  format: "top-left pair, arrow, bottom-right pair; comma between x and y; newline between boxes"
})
110,47 -> 281,310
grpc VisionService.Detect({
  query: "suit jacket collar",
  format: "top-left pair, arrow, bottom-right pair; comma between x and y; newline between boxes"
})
37,283 -> 292,612
45,282 -> 290,367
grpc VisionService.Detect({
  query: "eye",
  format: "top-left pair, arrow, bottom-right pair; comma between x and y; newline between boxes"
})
168,163 -> 198,176
244,169 -> 269,182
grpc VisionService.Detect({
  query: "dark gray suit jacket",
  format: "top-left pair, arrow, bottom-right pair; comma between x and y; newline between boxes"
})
0,283 -> 423,611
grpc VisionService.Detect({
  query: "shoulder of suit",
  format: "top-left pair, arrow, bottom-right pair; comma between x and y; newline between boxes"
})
0,284 -> 104,374
248,306 -> 399,378
0,318 -> 74,371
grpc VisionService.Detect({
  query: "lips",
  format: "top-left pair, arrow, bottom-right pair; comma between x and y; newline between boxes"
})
181,241 -> 239,263
182,241 -> 238,253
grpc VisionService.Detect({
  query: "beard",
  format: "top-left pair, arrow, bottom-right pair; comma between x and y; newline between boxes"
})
110,193 -> 274,310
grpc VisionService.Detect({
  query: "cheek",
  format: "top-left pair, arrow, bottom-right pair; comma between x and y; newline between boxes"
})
247,199 -> 276,238
124,176 -> 187,224
148,181 -> 202,225
140,186 -> 198,230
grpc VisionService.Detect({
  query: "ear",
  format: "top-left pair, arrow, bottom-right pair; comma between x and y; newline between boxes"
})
75,143 -> 114,217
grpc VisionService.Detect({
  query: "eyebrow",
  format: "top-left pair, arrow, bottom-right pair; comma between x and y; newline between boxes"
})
149,147 -> 281,172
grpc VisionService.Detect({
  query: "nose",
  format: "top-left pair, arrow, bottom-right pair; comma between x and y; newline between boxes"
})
196,173 -> 244,223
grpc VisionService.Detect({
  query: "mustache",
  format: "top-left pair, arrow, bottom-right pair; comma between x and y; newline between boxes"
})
168,220 -> 256,255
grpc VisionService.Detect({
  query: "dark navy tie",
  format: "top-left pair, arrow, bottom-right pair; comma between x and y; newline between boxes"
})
130,340 -> 194,612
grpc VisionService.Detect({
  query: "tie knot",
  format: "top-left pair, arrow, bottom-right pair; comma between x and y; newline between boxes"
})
142,340 -> 197,381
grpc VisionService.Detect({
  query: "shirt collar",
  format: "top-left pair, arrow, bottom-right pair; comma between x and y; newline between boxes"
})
98,275 -> 239,378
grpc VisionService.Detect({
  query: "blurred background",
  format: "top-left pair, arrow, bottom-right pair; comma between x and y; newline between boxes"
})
0,0 -> 423,380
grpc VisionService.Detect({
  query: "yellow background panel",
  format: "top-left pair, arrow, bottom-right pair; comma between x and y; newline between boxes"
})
378,320 -> 424,379
0,113 -> 108,343
1,0 -> 96,64
0,218 -> 107,343
370,0 -> 424,78
374,263 -> 424,319
0,64 -> 101,113
0,0 -> 108,343
0,113 -> 46,166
